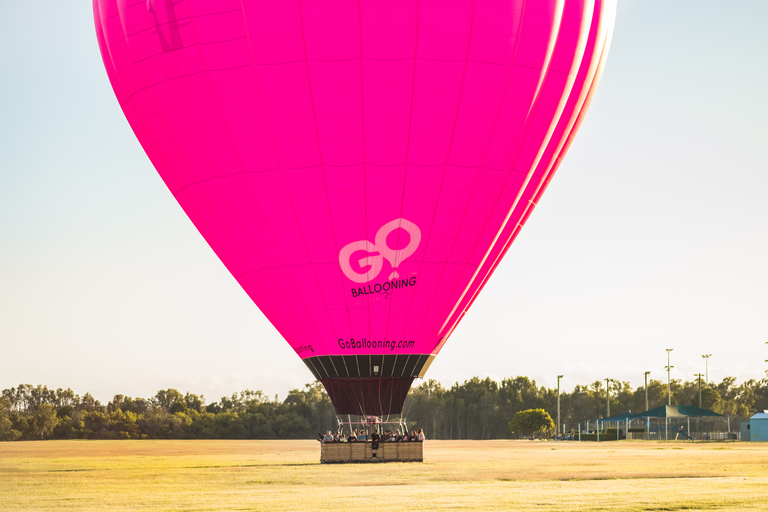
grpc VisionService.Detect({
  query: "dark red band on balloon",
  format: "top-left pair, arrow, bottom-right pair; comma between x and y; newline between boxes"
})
320,377 -> 416,416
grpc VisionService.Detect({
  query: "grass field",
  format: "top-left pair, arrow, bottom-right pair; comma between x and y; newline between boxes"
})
1,440 -> 768,511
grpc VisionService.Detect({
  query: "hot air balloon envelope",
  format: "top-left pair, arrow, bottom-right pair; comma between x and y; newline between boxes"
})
94,0 -> 616,416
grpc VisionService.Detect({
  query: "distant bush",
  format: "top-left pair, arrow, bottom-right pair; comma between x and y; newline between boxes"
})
508,409 -> 555,439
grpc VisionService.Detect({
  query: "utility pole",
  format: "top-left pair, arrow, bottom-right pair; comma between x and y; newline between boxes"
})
702,354 -> 711,385
695,373 -> 703,408
644,371 -> 651,436
605,378 -> 612,417
644,371 -> 651,411
665,348 -> 674,405
557,375 -> 563,435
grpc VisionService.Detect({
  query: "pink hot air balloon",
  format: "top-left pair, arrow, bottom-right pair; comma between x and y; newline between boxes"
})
94,0 -> 616,416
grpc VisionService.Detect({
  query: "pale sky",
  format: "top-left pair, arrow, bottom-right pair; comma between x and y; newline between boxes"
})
1,1 -> 766,404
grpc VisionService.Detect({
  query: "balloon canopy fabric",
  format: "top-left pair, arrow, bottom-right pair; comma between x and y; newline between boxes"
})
94,0 -> 616,416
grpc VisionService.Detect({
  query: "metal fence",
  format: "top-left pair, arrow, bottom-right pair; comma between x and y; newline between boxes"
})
570,416 -> 744,441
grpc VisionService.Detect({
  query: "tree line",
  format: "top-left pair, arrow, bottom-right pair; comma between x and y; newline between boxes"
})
2,375 -> 767,441
403,375 -> 768,439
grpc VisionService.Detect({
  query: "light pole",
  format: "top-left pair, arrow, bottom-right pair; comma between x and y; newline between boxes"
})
605,378 -> 612,417
702,354 -> 711,385
557,375 -> 563,435
695,373 -> 703,408
644,371 -> 651,435
644,371 -> 651,411
665,348 -> 674,405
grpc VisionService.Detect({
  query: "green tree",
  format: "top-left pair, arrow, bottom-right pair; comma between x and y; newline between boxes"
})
508,408 -> 555,439
0,396 -> 22,441
701,387 -> 723,413
570,385 -> 600,425
32,404 -> 59,440
78,393 -> 101,412
184,392 -> 205,412
154,389 -> 184,410
52,413 -> 86,439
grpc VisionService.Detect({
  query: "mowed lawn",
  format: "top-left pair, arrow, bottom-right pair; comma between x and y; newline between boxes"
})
1,440 -> 768,511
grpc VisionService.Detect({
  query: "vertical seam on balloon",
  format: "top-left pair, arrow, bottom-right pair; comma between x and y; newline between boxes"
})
441,0 -> 612,341
274,14 -> 356,379
239,0 -> 351,379
357,0 -> 367,380
391,0 -> 479,353
173,1 -> 331,367
289,0 -> 357,375
435,0 -> 570,336
383,0 -> 420,378
409,0 -> 529,348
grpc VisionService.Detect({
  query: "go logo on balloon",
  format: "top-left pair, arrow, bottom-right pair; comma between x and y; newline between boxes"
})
338,219 -> 421,284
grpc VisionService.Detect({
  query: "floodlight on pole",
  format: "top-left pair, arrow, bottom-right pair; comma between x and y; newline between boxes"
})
644,371 -> 651,412
643,371 -> 651,435
605,378 -> 612,417
557,375 -> 563,435
665,349 -> 674,405
702,354 -> 712,385
694,373 -> 703,408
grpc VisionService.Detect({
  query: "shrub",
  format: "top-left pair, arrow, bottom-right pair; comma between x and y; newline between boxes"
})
508,409 -> 555,439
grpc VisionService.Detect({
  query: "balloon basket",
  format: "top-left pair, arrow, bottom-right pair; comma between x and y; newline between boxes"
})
320,415 -> 423,463
320,440 -> 423,464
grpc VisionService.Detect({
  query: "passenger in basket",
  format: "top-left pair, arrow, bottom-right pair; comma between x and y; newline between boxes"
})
371,428 -> 380,450
410,430 -> 417,441
357,429 -> 367,441
349,429 -> 358,442
417,428 -> 425,441
323,430 -> 334,443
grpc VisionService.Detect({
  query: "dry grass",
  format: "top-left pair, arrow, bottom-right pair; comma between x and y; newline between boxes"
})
1,440 -> 768,511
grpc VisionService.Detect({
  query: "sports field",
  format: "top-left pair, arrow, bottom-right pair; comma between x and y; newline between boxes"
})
1,440 -> 767,511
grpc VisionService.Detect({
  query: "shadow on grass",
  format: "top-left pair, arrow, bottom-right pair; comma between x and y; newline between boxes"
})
186,463 -> 315,469
555,475 -> 711,482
